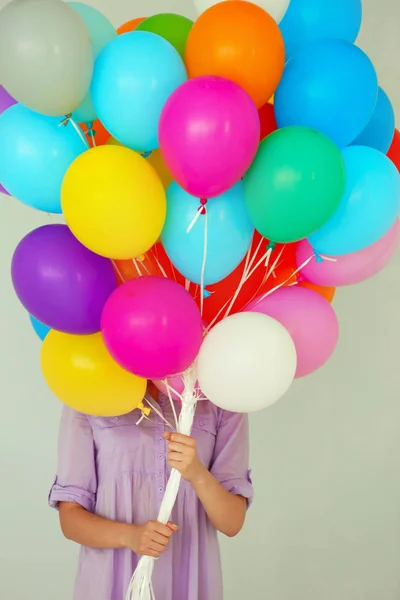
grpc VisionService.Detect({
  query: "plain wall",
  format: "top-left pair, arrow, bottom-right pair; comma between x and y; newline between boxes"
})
0,0 -> 399,598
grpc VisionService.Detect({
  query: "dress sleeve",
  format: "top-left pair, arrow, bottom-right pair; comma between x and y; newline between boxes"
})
48,406 -> 97,513
210,410 -> 253,507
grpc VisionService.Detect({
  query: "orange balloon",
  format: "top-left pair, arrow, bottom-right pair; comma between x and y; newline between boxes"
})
79,119 -> 110,146
185,1 -> 285,109
113,243 -> 187,287
300,281 -> 336,303
117,17 -> 146,35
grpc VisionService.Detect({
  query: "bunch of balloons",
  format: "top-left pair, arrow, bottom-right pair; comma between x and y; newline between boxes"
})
0,0 -> 399,419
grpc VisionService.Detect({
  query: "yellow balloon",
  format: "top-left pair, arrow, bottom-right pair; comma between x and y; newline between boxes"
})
106,137 -> 124,147
41,331 -> 148,417
62,146 -> 166,259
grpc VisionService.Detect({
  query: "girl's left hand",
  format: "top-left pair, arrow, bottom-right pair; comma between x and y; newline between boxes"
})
163,432 -> 207,485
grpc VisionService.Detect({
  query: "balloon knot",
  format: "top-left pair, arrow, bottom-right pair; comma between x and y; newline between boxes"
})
200,198 -> 208,215
203,289 -> 211,299
141,150 -> 152,159
59,113 -> 72,128
267,241 -> 276,252
314,250 -> 324,263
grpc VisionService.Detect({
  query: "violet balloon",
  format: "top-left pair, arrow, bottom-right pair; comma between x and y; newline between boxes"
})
297,221 -> 400,287
159,76 -> 260,199
0,85 -> 16,115
101,276 -> 204,380
0,182 -> 9,195
246,287 -> 339,378
12,224 -> 117,334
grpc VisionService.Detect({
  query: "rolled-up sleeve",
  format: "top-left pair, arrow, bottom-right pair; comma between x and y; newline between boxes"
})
49,406 -> 97,512
210,410 -> 253,507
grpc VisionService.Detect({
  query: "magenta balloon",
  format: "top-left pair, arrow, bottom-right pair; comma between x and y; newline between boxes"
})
0,182 -> 9,195
101,276 -> 204,380
0,85 -> 16,116
159,76 -> 260,199
246,287 -> 339,378
297,220 -> 400,287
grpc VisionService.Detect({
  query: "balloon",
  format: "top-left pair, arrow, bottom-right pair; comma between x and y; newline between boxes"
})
69,2 -> 117,124
246,287 -> 338,378
297,221 -> 400,287
12,224 -> 117,334
107,139 -> 173,189
299,281 -> 336,304
159,76 -> 260,198
79,118 -> 111,146
0,104 -> 87,213
29,315 -> 51,341
0,183 -> 9,196
280,0 -> 362,60
101,277 -> 203,380
259,102 -> 278,141
185,1 -> 285,109
244,127 -> 346,243
387,129 -> 400,172
193,0 -> 290,23
275,39 -> 378,148
136,13 -> 193,58
0,85 -> 16,116
161,181 -> 254,285
62,146 -> 166,259
352,87 -> 395,154
91,31 -> 187,152
41,331 -> 147,417
197,312 -> 297,412
117,17 -> 145,34
113,243 -> 186,287
153,374 -> 186,402
0,0 -> 93,116
309,146 -> 400,256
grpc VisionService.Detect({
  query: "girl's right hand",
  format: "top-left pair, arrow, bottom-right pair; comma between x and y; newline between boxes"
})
123,521 -> 179,558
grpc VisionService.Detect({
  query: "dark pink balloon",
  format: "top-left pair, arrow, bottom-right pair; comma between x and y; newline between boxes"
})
0,183 -> 9,195
297,220 -> 400,287
0,85 -> 16,116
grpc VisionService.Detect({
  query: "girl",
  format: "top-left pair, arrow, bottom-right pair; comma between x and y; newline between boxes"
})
49,382 -> 253,600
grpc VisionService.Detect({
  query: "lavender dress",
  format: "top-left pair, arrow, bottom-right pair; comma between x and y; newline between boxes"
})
49,394 -> 253,600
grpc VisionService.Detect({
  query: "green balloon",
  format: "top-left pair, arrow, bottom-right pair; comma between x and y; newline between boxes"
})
136,13 -> 193,59
244,127 -> 346,243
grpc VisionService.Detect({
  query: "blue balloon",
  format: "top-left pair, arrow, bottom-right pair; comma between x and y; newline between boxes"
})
352,87 -> 395,154
161,181 -> 254,285
0,104 -> 87,213
29,315 -> 51,341
91,31 -> 187,152
309,146 -> 400,256
280,0 -> 362,60
275,39 -> 378,148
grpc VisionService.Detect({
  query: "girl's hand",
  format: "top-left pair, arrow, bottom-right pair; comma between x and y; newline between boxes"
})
123,521 -> 178,558
164,432 -> 207,485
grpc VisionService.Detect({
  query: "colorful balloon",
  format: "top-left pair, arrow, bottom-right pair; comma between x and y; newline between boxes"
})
12,225 -> 117,334
193,0 -> 291,23
117,17 -> 145,34
244,127 -> 346,243
197,312 -> 297,412
29,315 -> 51,341
62,146 -> 166,259
101,277 -> 204,380
186,1 -> 285,109
79,118 -> 111,146
0,104 -> 87,213
113,244 -> 186,287
297,221 -> 400,287
0,85 -> 16,116
352,87 -> 395,154
259,102 -> 278,141
0,0 -> 93,116
0,183 -> 9,196
309,146 -> 400,256
280,0 -> 362,60
159,76 -> 260,198
299,281 -> 336,304
246,287 -> 339,378
387,129 -> 400,171
136,13 -> 193,58
41,331 -> 147,417
275,39 -> 378,148
91,31 -> 187,152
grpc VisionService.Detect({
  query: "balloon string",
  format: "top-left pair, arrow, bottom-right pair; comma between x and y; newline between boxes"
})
132,259 -> 143,277
200,207 -> 208,316
111,260 -> 125,283
164,381 -> 180,430
150,250 -> 169,279
58,114 -> 90,150
251,255 -> 314,306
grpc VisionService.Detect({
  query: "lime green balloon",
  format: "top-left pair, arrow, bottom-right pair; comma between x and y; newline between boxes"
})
244,127 -> 346,243
136,13 -> 193,59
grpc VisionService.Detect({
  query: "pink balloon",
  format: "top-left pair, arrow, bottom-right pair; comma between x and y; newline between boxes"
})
297,220 -> 400,287
246,287 -> 339,379
0,183 -> 9,195
153,374 -> 185,401
159,76 -> 260,199
101,277 -> 203,380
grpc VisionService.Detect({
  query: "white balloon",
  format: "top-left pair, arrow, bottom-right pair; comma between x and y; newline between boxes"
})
193,0 -> 291,23
197,312 -> 297,413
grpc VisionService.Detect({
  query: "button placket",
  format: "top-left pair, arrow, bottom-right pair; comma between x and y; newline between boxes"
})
155,405 -> 167,510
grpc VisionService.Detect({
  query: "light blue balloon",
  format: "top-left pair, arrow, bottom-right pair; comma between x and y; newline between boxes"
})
352,87 -> 395,154
0,104 -> 87,213
91,31 -> 187,152
275,39 -> 378,149
29,315 -> 51,341
69,2 -> 117,124
161,181 -> 254,285
309,146 -> 400,256
280,0 -> 362,60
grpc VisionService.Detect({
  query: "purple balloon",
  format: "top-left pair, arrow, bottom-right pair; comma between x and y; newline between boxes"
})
12,224 -> 117,334
0,182 -> 9,195
0,85 -> 16,116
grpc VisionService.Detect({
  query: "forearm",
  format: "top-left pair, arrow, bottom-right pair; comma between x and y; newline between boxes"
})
190,467 -> 247,537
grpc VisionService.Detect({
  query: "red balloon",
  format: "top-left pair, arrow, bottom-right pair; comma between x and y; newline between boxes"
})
387,129 -> 400,171
258,102 -> 277,141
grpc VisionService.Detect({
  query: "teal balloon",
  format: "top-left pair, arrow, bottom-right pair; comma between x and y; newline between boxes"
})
69,2 -> 117,124
29,315 -> 51,341
90,31 -> 187,152
161,181 -> 254,285
309,146 -> 400,256
0,104 -> 87,213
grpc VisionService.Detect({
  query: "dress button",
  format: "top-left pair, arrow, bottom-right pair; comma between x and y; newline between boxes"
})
159,487 -> 164,493
200,420 -> 205,426
157,423 -> 163,429
158,437 -> 163,443
112,417 -> 119,423
158,470 -> 163,476
157,454 -> 163,460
